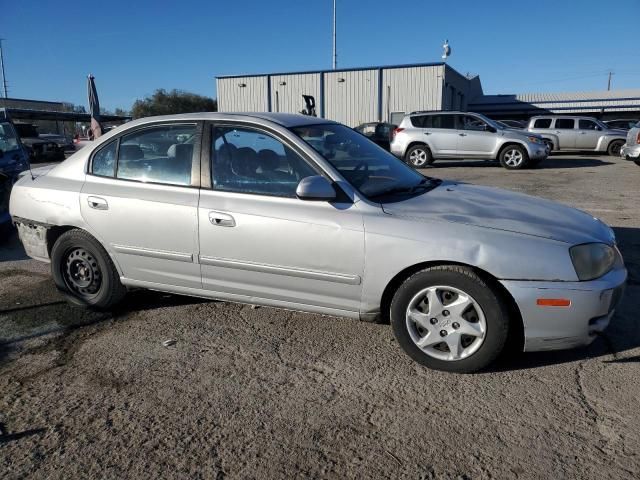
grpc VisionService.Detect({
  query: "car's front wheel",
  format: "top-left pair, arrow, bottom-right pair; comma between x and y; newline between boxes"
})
499,145 -> 528,170
405,145 -> 434,168
51,229 -> 127,309
390,265 -> 510,373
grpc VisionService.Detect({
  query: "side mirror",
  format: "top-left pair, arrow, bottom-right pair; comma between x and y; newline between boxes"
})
296,175 -> 336,201
486,125 -> 497,133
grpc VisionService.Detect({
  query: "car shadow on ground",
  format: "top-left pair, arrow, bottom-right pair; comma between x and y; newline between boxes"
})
425,156 -> 615,170
487,226 -> 640,372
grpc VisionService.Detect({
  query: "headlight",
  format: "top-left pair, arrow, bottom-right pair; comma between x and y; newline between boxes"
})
527,136 -> 542,144
569,243 -> 616,280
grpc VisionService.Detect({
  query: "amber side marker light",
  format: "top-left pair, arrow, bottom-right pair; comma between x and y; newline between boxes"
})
537,298 -> 571,307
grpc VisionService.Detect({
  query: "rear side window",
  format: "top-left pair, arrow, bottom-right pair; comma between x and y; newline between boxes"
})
533,119 -> 552,129
431,115 -> 455,129
555,118 -> 575,129
91,140 -> 117,177
410,115 -> 429,128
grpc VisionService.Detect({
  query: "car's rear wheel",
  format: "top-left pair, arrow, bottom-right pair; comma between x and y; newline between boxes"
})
405,145 -> 433,168
51,229 -> 126,309
390,265 -> 510,373
499,145 -> 528,170
607,140 -> 624,157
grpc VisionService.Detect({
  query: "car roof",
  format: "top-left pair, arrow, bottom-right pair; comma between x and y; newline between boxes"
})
122,112 -> 336,129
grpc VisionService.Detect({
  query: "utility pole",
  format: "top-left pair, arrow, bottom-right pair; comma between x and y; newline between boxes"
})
332,0 -> 337,70
607,71 -> 614,91
0,39 -> 8,98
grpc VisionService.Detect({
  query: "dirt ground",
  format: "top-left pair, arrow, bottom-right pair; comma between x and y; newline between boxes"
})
1,154 -> 639,479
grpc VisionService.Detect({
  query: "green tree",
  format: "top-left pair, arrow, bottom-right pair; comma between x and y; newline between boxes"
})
131,89 -> 217,119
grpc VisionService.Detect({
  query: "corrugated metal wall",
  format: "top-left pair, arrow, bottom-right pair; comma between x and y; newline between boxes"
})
217,76 -> 268,112
270,74 -> 320,114
324,69 -> 379,127
381,66 -> 444,121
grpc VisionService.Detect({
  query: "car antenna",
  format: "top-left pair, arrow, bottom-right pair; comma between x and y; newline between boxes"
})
1,107 -> 35,180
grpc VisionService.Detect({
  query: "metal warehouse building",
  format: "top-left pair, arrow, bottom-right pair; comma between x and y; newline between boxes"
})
217,63 -> 640,125
216,62 -> 483,127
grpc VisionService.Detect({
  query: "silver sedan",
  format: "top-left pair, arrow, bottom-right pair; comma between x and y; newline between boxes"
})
9,113 -> 627,373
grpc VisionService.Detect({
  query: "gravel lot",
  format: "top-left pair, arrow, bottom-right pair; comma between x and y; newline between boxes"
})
1,154 -> 639,479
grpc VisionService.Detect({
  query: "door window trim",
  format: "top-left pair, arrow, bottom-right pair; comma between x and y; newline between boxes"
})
87,121 -> 203,189
202,120 -> 326,194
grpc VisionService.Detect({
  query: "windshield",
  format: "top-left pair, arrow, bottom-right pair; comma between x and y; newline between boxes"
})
0,122 -> 21,154
291,123 -> 434,199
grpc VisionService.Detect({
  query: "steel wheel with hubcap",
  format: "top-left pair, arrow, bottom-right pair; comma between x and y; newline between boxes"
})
406,285 -> 486,361
405,145 -> 433,168
62,247 -> 102,300
390,265 -> 510,373
499,145 -> 528,170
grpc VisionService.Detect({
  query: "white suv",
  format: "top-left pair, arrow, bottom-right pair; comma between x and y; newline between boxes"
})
391,111 -> 549,170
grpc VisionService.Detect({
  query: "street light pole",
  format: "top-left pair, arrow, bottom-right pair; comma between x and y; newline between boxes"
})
0,39 -> 8,98
332,0 -> 337,70
607,71 -> 613,91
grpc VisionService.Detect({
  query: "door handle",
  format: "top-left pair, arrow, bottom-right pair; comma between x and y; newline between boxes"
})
423,132 -> 431,135
459,133 -> 467,136
87,196 -> 108,210
209,211 -> 236,227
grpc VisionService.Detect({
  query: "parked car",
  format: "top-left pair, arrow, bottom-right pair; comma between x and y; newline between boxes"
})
39,133 -> 75,152
496,120 -> 526,129
0,172 -> 12,234
527,116 -> 627,156
391,111 -> 549,169
0,119 -> 31,179
9,113 -> 626,373
13,123 -> 65,162
604,119 -> 639,130
620,123 -> 640,166
354,122 -> 396,150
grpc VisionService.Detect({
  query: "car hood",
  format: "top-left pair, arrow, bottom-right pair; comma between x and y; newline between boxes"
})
381,181 -> 614,245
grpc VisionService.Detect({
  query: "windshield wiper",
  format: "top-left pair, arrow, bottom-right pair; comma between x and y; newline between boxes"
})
368,178 -> 441,199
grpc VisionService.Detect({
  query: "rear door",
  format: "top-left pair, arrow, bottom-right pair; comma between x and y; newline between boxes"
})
456,115 -> 498,157
553,118 -> 577,149
575,119 -> 601,149
80,122 -> 202,289
423,114 -> 458,157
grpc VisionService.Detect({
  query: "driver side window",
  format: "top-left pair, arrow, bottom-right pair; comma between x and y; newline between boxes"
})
211,126 -> 317,197
460,115 -> 488,131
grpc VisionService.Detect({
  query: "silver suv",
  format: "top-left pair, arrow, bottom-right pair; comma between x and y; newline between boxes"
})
526,116 -> 627,156
391,111 -> 549,170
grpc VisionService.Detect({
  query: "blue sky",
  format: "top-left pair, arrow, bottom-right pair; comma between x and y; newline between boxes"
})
2,0 -> 639,111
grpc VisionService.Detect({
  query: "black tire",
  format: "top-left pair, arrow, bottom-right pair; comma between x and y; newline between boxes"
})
390,265 -> 510,373
635,160 -> 640,167
499,145 -> 528,170
404,144 -> 434,168
607,140 -> 624,157
543,140 -> 554,152
51,229 -> 126,309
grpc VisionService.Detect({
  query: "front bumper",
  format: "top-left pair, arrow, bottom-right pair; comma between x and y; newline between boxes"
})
621,144 -> 640,160
501,266 -> 627,352
527,143 -> 549,160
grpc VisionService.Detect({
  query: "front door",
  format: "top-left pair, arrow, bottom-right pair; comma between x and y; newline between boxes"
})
198,123 -> 365,314
575,119 -> 601,150
456,115 -> 498,157
553,118 -> 577,149
80,122 -> 202,289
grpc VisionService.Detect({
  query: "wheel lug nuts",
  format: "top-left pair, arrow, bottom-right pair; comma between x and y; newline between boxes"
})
439,330 -> 447,337
442,310 -> 450,317
452,322 -> 460,329
430,318 -> 438,324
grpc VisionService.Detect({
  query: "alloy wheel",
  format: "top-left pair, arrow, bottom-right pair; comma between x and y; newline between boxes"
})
409,149 -> 428,167
405,285 -> 487,361
503,149 -> 523,167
